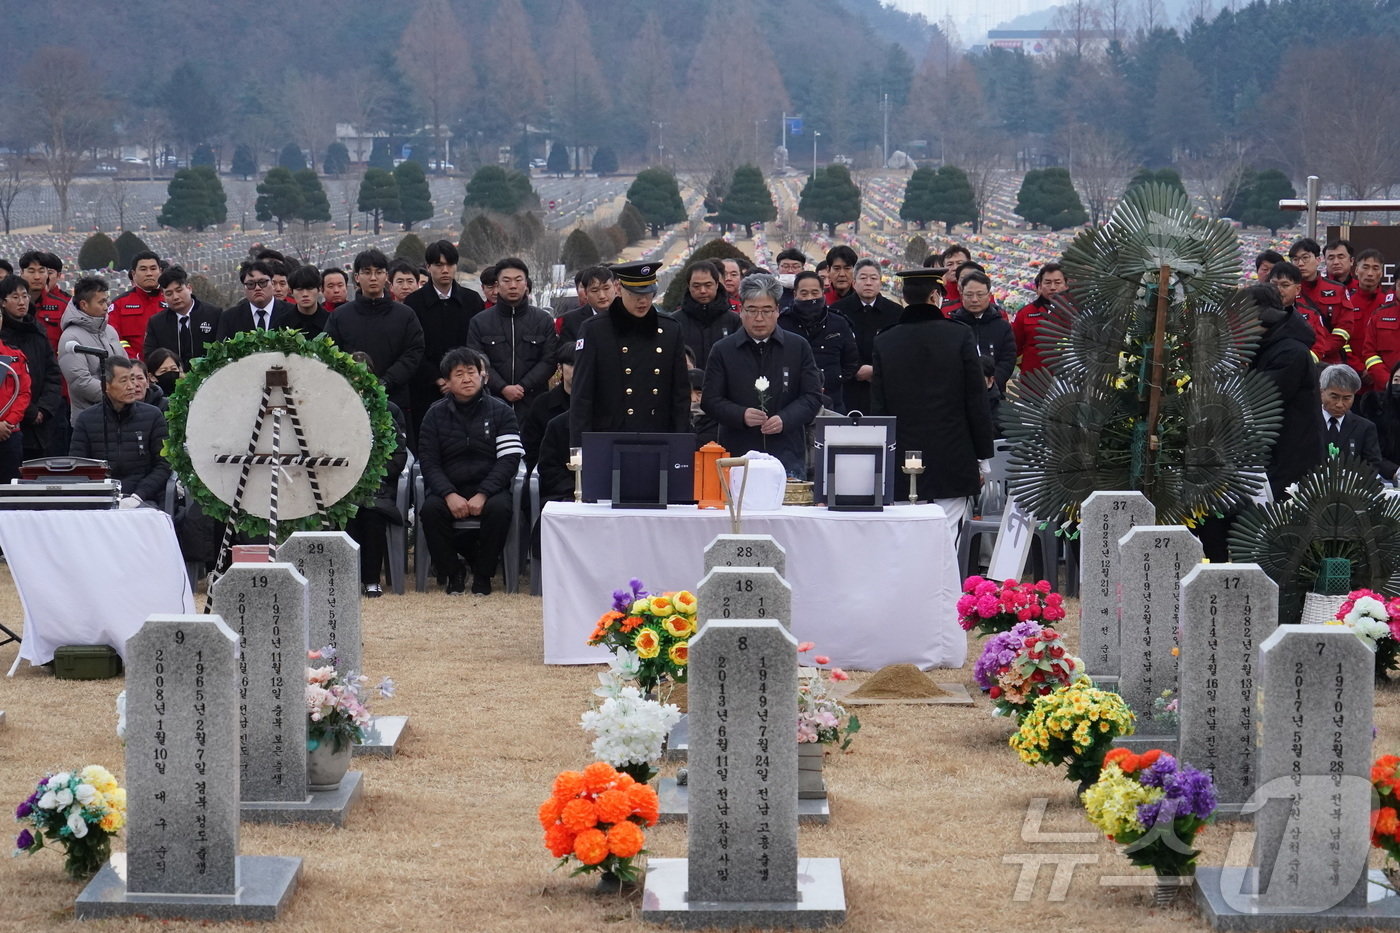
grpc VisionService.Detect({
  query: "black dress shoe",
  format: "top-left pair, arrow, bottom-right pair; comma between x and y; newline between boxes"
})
471,576 -> 492,597
445,571 -> 467,595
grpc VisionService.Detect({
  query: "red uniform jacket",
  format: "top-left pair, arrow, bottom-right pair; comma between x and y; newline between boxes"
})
109,287 -> 165,360
1350,287 -> 1392,390
0,339 -> 33,428
1010,296 -> 1058,375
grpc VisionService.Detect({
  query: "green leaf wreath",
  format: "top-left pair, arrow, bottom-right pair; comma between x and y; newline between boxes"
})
163,329 -> 397,539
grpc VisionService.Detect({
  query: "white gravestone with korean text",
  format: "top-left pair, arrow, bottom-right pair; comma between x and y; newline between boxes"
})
703,534 -> 787,578
1116,525 -> 1203,726
280,532 -> 361,675
696,567 -> 792,631
1078,491 -> 1155,679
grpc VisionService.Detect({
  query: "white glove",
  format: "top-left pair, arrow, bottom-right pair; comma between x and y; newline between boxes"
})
978,459 -> 991,476
119,495 -> 141,510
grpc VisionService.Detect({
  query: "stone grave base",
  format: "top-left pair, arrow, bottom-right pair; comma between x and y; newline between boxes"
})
657,778 -> 829,825
641,857 -> 846,929
353,715 -> 409,758
1194,867 -> 1400,930
662,715 -> 688,763
1111,733 -> 1178,756
76,853 -> 302,921
240,771 -> 364,826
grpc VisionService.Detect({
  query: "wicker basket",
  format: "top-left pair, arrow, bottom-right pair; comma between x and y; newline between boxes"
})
1300,592 -> 1347,626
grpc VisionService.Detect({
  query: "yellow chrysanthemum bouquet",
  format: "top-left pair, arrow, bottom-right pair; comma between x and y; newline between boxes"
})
1009,681 -> 1135,787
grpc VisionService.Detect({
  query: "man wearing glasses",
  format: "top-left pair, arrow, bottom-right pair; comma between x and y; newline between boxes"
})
702,273 -> 822,479
215,259 -> 294,340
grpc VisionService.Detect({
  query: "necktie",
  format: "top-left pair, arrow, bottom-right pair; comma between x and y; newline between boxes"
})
1328,417 -> 1341,445
255,309 -> 267,331
178,316 -> 193,362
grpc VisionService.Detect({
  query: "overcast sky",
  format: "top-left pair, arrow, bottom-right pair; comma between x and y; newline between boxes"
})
888,0 -> 1059,42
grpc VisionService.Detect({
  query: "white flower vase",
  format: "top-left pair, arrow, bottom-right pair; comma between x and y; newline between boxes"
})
307,738 -> 353,791
798,743 -> 827,799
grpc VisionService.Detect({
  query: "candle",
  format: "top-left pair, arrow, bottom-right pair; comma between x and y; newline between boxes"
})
568,448 -> 582,470
905,457 -> 923,470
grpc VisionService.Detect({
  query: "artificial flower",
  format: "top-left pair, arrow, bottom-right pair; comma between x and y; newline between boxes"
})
633,628 -> 661,659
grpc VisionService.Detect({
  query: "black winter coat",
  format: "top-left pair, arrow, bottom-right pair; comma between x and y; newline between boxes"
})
523,383 -> 569,470
871,305 -> 995,500
69,398 -> 171,502
829,292 -> 902,413
405,282 -> 483,412
144,299 -> 222,363
418,389 -> 523,500
0,313 -> 62,455
949,304 -> 1018,392
701,326 -> 823,477
778,305 -> 859,413
322,295 -> 425,412
1250,308 -> 1323,496
672,295 -> 741,368
570,300 -> 690,446
465,299 -> 557,410
537,411 -> 575,502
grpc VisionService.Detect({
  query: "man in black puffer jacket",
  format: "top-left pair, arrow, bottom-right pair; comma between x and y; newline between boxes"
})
465,257 -> 557,417
323,249 -> 425,413
671,260 -> 741,368
418,347 -> 525,596
70,356 -> 170,506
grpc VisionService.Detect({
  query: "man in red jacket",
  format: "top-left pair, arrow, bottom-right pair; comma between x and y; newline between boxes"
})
1351,248 -> 1391,393
1324,238 -> 1357,291
942,244 -> 971,306
1011,262 -> 1068,378
109,250 -> 166,360
1290,237 -> 1353,364
19,251 -> 66,353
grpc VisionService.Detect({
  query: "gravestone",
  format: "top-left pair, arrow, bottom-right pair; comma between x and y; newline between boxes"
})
1195,626 -> 1386,929
642,620 -> 846,927
1178,564 -> 1278,814
1115,525 -> 1203,728
696,567 -> 792,630
75,615 -> 301,921
1078,491 -> 1155,679
703,534 -> 787,578
280,531 -> 361,675
213,563 -> 362,825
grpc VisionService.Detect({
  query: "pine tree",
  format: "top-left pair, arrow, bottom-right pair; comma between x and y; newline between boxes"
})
626,167 -> 686,236
279,143 -> 307,172
293,169 -> 331,227
546,142 -> 570,177
1125,167 -> 1187,200
158,166 -> 225,231
357,167 -> 400,235
926,165 -> 978,234
592,147 -> 618,176
78,232 -> 118,271
232,144 -> 257,180
114,231 -> 151,271
899,166 -> 938,230
395,233 -> 427,266
561,228 -> 601,271
255,167 -> 304,234
715,165 -> 777,237
323,142 -> 350,176
191,144 -> 215,168
1234,169 -> 1297,235
798,165 -> 861,235
458,214 -> 512,271
464,165 -> 533,214
659,238 -> 750,309
387,160 -> 433,230
1015,168 -> 1088,231
618,202 -> 647,244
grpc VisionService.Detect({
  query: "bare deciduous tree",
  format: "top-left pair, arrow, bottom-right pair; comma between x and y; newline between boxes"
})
22,46 -> 107,231
395,0 -> 472,170
1180,140 -> 1248,218
1068,124 -> 1136,226
0,157 -> 34,235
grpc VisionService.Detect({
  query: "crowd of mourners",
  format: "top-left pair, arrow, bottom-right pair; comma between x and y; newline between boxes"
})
0,233 -> 1389,593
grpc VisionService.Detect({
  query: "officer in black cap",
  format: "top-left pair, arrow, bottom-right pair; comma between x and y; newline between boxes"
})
569,260 -> 691,446
871,267 -> 993,520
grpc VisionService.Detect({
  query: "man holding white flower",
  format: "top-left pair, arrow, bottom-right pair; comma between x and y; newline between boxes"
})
702,273 -> 822,478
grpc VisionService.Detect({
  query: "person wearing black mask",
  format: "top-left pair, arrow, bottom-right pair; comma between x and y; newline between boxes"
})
778,270 -> 858,413
145,348 -> 183,399
673,260 -> 741,369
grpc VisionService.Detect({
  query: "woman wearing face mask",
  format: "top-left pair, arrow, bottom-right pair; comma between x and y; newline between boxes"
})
778,270 -> 859,413
144,348 -> 184,403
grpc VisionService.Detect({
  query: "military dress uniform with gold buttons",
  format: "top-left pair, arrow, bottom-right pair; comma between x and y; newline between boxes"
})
569,262 -> 690,447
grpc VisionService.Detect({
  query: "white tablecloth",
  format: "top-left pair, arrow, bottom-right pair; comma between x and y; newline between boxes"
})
0,509 -> 195,671
541,502 -> 965,671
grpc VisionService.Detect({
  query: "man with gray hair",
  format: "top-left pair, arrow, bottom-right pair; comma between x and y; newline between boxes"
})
702,273 -> 822,478
1320,362 -> 1397,481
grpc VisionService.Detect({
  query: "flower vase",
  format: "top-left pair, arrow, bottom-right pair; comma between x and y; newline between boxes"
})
595,868 -> 641,895
1152,874 -> 1191,907
307,738 -> 353,791
617,761 -> 657,785
63,834 -> 111,881
798,743 -> 827,799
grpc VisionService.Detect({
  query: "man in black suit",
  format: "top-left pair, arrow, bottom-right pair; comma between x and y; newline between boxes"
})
146,266 -> 221,365
403,239 -> 484,443
830,257 -> 901,413
1320,363 -> 1399,481
215,259 -> 294,341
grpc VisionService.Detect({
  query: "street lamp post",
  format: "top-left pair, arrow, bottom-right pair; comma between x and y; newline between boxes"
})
812,131 -> 821,176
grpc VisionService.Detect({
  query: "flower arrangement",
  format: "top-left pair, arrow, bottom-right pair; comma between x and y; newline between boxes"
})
957,576 -> 1067,638
13,765 -> 127,879
1081,748 -> 1217,878
1371,754 -> 1400,873
581,663 -> 683,784
1329,588 -> 1400,673
306,646 -> 393,753
1010,681 -> 1136,786
797,641 -> 860,748
973,622 -> 1084,720
540,761 -> 660,886
1152,689 -> 1180,727
588,579 -> 697,695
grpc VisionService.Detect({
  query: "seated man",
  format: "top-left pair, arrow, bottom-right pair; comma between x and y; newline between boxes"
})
418,347 -> 524,595
1320,363 -> 1398,481
70,356 -> 170,507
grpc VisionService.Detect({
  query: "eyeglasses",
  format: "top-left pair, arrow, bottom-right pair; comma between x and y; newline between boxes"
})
743,309 -> 779,317
244,279 -> 272,289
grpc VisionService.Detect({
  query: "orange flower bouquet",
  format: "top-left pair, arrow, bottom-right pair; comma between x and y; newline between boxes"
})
1372,754 -> 1400,887
541,761 -> 660,889
588,579 -> 697,695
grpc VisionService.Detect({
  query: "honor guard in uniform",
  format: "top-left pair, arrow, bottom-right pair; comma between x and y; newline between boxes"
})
871,267 -> 994,526
569,261 -> 691,446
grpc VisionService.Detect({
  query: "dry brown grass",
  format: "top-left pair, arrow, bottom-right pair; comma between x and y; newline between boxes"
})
2,572 -> 1399,933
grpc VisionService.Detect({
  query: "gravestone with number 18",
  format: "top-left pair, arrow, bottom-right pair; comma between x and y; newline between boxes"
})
696,566 -> 792,631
